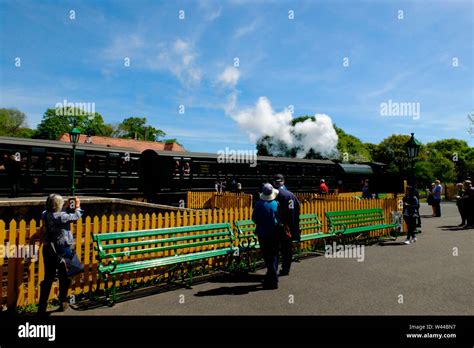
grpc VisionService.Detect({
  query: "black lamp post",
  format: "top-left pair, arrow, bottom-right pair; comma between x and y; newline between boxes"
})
405,133 -> 421,188
69,127 -> 81,196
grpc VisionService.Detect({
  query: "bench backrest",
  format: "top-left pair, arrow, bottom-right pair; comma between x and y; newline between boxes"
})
235,213 -> 321,237
325,208 -> 385,229
299,213 -> 322,232
92,223 -> 235,261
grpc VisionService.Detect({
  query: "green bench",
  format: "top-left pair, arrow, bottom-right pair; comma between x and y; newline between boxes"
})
234,213 -> 328,269
92,223 -> 237,305
235,213 -> 325,249
325,208 -> 397,240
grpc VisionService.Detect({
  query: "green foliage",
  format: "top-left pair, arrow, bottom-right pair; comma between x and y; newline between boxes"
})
0,108 -> 34,137
335,126 -> 372,162
114,117 -> 166,141
35,107 -> 113,140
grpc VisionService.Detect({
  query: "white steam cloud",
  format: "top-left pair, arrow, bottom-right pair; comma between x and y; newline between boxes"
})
219,66 -> 338,158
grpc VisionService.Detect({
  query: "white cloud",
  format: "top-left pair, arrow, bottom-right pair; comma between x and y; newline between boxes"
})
102,35 -> 201,87
234,21 -> 258,39
218,66 -> 240,87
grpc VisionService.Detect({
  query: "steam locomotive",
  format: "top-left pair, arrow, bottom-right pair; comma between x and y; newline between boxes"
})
0,137 -> 402,204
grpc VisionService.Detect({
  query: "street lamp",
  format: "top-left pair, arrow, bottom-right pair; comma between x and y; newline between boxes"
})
69,127 -> 81,196
405,132 -> 421,188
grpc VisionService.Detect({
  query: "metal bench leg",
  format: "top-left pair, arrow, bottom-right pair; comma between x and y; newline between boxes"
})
187,263 -> 194,288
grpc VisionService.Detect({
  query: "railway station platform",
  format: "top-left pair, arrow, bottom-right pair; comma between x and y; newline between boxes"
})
53,202 -> 473,316
0,196 -> 190,221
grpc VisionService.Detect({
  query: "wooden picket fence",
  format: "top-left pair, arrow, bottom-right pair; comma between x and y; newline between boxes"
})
187,191 -> 253,209
1,197 -> 403,309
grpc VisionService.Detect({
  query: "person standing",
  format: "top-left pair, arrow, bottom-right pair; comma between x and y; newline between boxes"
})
362,179 -> 372,199
427,183 -> 435,215
5,153 -> 21,198
455,183 -> 466,226
432,180 -> 442,217
273,174 -> 300,276
37,194 -> 82,315
319,179 -> 329,194
462,180 -> 474,229
403,186 -> 419,244
252,183 -> 280,289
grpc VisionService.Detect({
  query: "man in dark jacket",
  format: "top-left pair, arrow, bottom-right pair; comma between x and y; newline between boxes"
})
6,153 -> 21,198
273,174 -> 300,276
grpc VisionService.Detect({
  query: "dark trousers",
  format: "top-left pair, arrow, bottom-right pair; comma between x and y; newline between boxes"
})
432,199 -> 441,217
279,227 -> 293,274
466,202 -> 474,226
405,216 -> 417,240
457,203 -> 466,225
8,176 -> 20,198
38,244 -> 71,314
258,236 -> 279,286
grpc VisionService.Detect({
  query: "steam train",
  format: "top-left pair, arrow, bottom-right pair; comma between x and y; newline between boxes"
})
0,137 -> 402,204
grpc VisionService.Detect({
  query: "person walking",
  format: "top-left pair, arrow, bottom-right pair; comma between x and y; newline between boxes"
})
319,179 -> 329,194
432,180 -> 442,217
273,174 -> 300,276
37,194 -> 83,315
403,186 -> 419,244
252,183 -> 280,289
455,183 -> 466,226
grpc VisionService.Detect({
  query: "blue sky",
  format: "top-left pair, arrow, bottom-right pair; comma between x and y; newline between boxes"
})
0,0 -> 473,152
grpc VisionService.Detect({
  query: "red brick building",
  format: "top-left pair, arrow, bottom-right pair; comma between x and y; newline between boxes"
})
58,134 -> 185,152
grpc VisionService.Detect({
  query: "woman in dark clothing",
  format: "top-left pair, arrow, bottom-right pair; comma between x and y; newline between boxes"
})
456,183 -> 466,226
37,194 -> 82,315
252,183 -> 280,289
403,186 -> 419,244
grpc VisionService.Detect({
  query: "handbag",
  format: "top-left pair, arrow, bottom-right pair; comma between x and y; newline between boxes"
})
63,252 -> 84,277
51,243 -> 84,277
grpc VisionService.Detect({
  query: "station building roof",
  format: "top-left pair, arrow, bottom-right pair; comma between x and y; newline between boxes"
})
58,134 -> 185,153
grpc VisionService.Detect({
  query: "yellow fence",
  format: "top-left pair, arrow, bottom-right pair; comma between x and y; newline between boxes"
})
1,197 -> 402,309
187,191 -> 253,209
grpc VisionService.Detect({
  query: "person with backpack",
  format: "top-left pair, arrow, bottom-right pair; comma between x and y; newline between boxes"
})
252,183 -> 280,289
273,174 -> 300,276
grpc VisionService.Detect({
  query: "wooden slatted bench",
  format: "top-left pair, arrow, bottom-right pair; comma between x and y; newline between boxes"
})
325,208 -> 398,240
92,223 -> 237,305
234,213 -> 328,269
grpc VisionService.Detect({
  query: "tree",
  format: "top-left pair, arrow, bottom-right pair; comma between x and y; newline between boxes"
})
114,117 -> 166,141
35,107 -> 113,140
335,126 -> 372,162
0,108 -> 33,137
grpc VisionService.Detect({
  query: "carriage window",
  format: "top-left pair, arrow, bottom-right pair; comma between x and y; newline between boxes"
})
30,155 -> 43,171
130,157 -> 139,174
108,153 -> 120,174
46,154 -> 56,172
173,158 -> 181,177
58,154 -> 69,172
84,155 -> 94,173
96,156 -> 106,173
183,158 -> 191,176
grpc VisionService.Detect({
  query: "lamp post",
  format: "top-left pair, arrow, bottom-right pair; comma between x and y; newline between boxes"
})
69,127 -> 81,196
405,133 -> 421,188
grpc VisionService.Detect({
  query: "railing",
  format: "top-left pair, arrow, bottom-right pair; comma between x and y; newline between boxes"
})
1,197 -> 402,309
186,191 -> 253,209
